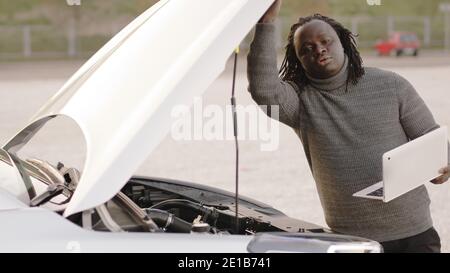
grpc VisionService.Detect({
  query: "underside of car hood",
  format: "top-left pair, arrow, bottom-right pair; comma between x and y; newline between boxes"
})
2,0 -> 274,217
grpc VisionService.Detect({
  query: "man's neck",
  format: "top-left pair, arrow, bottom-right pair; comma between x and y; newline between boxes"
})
305,56 -> 349,91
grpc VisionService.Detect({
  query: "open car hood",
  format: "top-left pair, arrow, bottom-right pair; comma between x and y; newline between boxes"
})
2,0 -> 274,217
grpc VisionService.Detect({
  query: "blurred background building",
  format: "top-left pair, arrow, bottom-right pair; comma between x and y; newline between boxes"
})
1,0 -> 450,60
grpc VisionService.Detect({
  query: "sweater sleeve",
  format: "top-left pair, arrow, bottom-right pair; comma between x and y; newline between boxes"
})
396,75 -> 450,164
247,23 -> 300,129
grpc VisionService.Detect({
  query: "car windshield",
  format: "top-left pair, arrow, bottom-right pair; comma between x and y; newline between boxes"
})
400,34 -> 417,42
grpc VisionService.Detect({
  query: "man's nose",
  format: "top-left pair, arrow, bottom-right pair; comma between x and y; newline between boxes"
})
315,43 -> 327,56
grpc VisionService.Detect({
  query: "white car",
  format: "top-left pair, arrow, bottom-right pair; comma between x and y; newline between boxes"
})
0,0 -> 381,253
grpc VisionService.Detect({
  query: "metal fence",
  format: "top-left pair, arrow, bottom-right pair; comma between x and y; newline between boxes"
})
336,15 -> 448,48
276,15 -> 450,50
1,15 -> 449,60
0,19 -> 126,60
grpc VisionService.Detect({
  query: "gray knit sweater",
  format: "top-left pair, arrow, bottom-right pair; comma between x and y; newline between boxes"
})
247,23 -> 444,242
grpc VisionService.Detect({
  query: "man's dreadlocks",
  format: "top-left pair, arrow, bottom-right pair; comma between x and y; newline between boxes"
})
279,14 -> 365,90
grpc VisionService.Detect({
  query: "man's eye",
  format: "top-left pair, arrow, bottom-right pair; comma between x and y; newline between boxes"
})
303,45 -> 313,52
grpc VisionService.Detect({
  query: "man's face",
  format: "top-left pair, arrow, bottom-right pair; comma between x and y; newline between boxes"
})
294,20 -> 345,79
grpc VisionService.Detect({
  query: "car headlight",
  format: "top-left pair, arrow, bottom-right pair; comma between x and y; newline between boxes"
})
247,232 -> 382,253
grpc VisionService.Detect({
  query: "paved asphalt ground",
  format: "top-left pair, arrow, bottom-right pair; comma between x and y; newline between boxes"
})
0,52 -> 449,252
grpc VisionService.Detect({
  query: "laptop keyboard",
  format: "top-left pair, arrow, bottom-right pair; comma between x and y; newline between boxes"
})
367,187 -> 384,197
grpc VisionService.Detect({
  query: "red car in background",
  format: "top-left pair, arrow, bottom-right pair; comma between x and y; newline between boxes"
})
375,32 -> 420,57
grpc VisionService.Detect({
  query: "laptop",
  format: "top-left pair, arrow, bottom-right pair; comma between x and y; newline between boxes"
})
353,126 -> 448,202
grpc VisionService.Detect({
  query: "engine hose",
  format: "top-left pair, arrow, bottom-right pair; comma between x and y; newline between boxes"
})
150,199 -> 213,215
145,208 -> 192,233
149,199 -> 218,223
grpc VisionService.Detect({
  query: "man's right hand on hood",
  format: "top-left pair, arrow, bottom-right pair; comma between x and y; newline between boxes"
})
259,0 -> 282,23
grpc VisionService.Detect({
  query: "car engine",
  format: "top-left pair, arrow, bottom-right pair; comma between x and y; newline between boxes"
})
23,158 -> 327,235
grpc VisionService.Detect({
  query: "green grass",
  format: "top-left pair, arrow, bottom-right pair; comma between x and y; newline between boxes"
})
78,34 -> 111,53
30,27 -> 67,52
0,28 -> 23,53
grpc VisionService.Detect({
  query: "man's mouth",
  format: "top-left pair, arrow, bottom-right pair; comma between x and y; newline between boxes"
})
317,56 -> 332,65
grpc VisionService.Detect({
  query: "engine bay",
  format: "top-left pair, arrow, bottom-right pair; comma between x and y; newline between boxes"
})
0,153 -> 328,236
